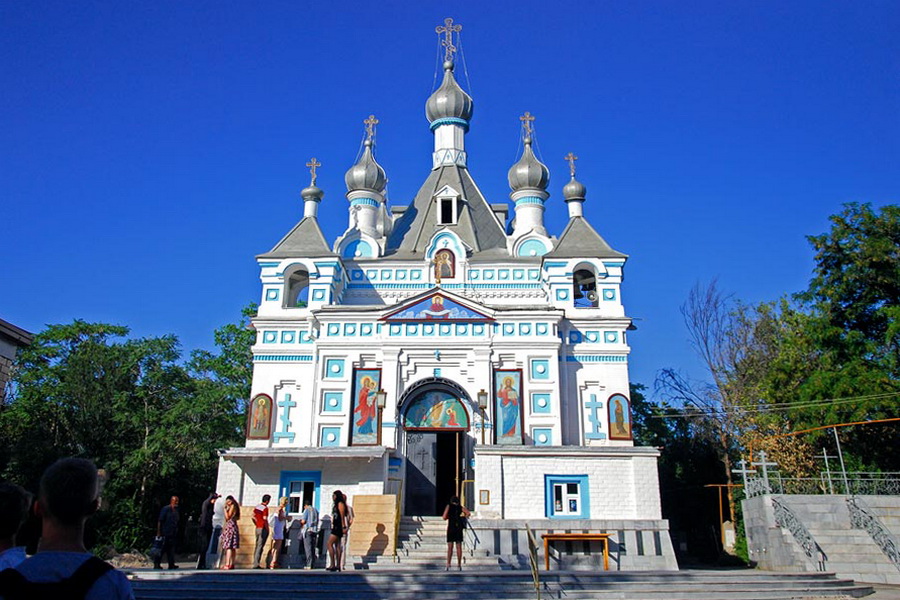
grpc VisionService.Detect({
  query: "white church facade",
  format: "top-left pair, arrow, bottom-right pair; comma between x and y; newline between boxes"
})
216,21 -> 676,570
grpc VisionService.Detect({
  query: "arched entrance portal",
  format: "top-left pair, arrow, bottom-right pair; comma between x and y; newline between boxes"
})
400,378 -> 472,516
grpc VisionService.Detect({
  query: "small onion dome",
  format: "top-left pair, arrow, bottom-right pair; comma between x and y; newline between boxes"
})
344,140 -> 387,193
425,61 -> 474,124
507,139 -> 550,192
301,184 -> 324,200
563,176 -> 586,201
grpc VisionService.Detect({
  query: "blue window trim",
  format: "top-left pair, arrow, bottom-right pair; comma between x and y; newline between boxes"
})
544,474 -> 590,519
279,470 -> 322,513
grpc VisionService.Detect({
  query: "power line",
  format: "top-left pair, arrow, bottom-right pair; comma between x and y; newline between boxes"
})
649,391 -> 900,419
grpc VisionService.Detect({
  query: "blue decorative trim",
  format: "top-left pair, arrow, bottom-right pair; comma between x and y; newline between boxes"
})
274,393 -> 297,443
532,393 -> 552,414
569,331 -> 583,344
320,427 -> 341,447
324,359 -> 345,378
280,331 -> 296,344
262,331 -> 277,344
531,359 -> 550,380
519,323 -> 532,335
254,355 -> 313,362
536,323 -> 549,335
514,196 -> 545,207
411,270 -> 423,281
602,261 -> 625,268
565,355 -> 627,363
528,269 -> 540,280
323,392 -> 343,412
513,269 -> 525,280
279,470 -> 322,513
327,324 -> 340,336
429,117 -> 469,131
585,393 -> 604,439
498,269 -> 510,280
602,289 -> 617,301
265,288 -> 280,301
604,331 -> 619,343
545,474 -> 590,519
360,323 -> 373,336
344,324 -> 357,336
585,332 -> 599,343
555,288 -> 570,301
533,428 -> 553,446
544,261 -> 568,268
350,197 -> 379,207
312,289 -> 327,301
259,262 -> 280,268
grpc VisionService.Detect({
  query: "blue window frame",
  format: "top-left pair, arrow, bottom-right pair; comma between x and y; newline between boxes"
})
279,470 -> 322,515
544,474 -> 589,519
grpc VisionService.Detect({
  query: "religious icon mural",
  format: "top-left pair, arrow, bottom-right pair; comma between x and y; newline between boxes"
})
247,393 -> 273,440
350,368 -> 382,445
607,393 -> 633,440
404,390 -> 469,430
494,370 -> 523,445
434,249 -> 455,281
385,293 -> 490,321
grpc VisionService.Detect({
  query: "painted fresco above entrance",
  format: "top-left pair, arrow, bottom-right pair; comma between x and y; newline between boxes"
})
404,390 -> 469,430
385,293 -> 490,322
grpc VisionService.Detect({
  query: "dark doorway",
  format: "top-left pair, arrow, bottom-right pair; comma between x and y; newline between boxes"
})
405,431 -> 459,516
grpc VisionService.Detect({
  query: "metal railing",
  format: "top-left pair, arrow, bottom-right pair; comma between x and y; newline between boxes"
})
772,497 -> 826,570
387,477 -> 403,562
746,472 -> 900,498
847,496 -> 900,572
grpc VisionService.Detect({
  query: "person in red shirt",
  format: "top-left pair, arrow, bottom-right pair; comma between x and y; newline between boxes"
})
251,495 -> 270,569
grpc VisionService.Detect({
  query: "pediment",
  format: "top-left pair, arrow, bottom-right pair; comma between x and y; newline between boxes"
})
383,290 -> 493,322
434,184 -> 462,198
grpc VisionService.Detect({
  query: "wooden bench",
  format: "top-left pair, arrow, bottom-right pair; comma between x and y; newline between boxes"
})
541,532 -> 612,571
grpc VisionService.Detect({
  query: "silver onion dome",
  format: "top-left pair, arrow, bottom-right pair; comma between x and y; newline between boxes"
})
301,184 -> 324,200
507,139 -> 550,192
563,176 -> 586,201
344,140 -> 387,193
425,61 -> 474,124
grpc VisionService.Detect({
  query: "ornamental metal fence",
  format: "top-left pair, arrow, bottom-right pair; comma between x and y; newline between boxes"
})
745,472 -> 900,498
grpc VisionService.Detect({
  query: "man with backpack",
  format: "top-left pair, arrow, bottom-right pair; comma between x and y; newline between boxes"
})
0,457 -> 133,599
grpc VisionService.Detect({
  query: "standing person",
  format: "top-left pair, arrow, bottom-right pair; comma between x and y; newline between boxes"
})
325,491 -> 347,572
266,497 -> 290,569
251,494 -> 271,569
0,457 -> 133,599
340,499 -> 354,570
154,495 -> 180,570
299,499 -> 319,570
196,492 -> 217,569
219,496 -> 240,570
442,496 -> 470,571
209,493 -> 226,568
0,483 -> 31,570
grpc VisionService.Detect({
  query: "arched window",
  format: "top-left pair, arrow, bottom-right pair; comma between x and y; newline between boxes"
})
285,267 -> 310,308
434,249 -> 455,281
573,268 -> 598,308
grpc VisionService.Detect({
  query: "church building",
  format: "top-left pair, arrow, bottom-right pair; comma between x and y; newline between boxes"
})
216,20 -> 676,570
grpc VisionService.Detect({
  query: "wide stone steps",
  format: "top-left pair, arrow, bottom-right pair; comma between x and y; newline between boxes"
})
128,569 -> 874,600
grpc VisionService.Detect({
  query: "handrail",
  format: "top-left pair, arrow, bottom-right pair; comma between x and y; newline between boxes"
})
847,496 -> 900,572
525,524 -> 541,600
388,477 -> 403,562
772,497 -> 826,570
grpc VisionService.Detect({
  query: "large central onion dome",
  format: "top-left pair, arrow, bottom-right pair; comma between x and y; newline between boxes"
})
344,140 -> 387,193
425,61 -> 474,124
508,138 -> 550,192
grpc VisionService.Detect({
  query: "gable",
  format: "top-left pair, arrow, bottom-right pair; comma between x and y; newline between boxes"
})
383,292 -> 492,322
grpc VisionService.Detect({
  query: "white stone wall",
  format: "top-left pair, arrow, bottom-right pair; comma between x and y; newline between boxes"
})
474,448 -> 662,521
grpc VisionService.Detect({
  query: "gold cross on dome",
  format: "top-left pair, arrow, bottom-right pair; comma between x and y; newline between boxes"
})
436,18 -> 462,62
364,114 -> 379,142
306,157 -> 321,185
519,112 -> 535,136
564,152 -> 578,177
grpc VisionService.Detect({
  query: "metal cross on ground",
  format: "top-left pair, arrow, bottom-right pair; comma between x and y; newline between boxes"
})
753,450 -> 778,492
564,152 -> 578,177
306,157 -> 321,186
731,459 -> 757,489
436,18 -> 462,62
364,114 -> 379,142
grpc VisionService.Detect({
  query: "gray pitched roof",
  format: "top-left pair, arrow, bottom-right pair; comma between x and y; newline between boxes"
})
257,217 -> 336,259
385,166 -> 509,259
545,216 -> 627,260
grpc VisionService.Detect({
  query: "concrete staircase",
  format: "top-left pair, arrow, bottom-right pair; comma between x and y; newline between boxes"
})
779,496 -> 900,585
351,516 -> 505,570
129,569 -> 875,599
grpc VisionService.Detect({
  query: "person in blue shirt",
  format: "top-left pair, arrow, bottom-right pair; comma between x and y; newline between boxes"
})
0,483 -> 31,570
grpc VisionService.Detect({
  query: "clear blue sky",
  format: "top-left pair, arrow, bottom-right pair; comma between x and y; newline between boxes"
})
2,1 -> 898,390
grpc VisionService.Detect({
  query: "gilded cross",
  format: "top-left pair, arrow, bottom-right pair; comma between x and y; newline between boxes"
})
564,152 -> 578,177
306,157 -> 321,186
436,18 -> 462,62
364,114 -> 379,142
519,112 -> 535,136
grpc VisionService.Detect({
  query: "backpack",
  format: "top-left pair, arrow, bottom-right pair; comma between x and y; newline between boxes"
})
0,556 -> 112,600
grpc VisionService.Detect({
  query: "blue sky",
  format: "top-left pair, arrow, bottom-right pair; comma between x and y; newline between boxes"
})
2,1 -> 898,391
